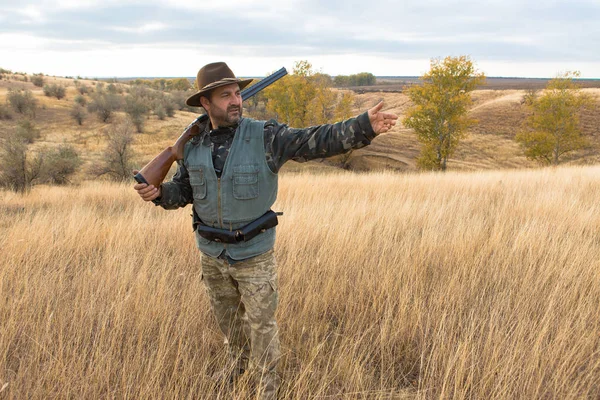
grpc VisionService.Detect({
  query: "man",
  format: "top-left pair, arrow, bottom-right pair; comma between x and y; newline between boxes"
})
134,62 -> 397,399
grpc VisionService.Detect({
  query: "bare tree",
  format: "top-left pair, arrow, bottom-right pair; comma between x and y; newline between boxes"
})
0,136 -> 44,192
91,119 -> 137,181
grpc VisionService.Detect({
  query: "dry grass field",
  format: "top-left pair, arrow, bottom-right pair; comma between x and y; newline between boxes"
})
2,166 -> 600,399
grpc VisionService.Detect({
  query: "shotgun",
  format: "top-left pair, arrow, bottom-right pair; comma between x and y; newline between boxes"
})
134,67 -> 288,187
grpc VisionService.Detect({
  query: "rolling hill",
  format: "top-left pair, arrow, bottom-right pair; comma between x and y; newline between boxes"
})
1,72 -> 599,181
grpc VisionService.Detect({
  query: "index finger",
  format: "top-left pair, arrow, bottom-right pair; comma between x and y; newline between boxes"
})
379,112 -> 398,120
134,183 -> 148,190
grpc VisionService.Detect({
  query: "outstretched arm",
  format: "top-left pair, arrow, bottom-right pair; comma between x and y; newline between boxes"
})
265,102 -> 398,173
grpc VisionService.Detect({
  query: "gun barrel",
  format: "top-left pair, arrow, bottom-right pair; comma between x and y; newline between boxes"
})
241,67 -> 288,100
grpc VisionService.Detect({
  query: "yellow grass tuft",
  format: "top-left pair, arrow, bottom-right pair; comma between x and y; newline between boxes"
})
1,166 -> 600,398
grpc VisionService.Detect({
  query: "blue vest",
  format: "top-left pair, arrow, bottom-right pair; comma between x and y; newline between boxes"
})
183,118 -> 278,260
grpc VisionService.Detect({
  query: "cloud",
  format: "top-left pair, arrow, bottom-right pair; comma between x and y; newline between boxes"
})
14,5 -> 46,23
0,0 -> 599,76
109,22 -> 168,34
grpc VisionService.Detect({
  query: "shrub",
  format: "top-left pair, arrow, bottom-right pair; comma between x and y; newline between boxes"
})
7,89 -> 37,117
43,84 -> 67,100
0,135 -> 43,192
155,94 -> 176,118
31,74 -> 45,87
0,104 -> 12,120
15,119 -> 41,143
165,99 -> 176,117
154,104 -> 166,120
170,91 -> 186,110
78,85 -> 90,95
87,93 -> 122,122
42,144 -> 82,185
74,95 -> 87,106
71,104 -> 86,125
124,95 -> 149,132
171,90 -> 201,113
107,83 -> 118,94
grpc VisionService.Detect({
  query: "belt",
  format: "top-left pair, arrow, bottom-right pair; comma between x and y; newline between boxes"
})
193,210 -> 281,244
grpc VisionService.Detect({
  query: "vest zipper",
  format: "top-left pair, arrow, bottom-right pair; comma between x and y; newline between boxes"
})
217,177 -> 228,249
217,177 -> 223,229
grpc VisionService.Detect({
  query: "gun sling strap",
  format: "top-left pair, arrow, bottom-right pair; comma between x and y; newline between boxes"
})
193,210 -> 282,244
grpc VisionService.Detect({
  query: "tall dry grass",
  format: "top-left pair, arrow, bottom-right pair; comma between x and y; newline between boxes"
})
1,166 -> 600,399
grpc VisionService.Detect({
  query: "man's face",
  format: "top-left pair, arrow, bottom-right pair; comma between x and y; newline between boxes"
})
202,83 -> 242,128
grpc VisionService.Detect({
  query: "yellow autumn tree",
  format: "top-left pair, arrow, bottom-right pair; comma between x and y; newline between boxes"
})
403,56 -> 485,171
334,92 -> 355,120
515,71 -> 594,165
264,61 -> 352,127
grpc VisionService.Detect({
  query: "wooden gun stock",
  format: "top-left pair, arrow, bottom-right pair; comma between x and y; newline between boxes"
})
134,67 -> 288,188
133,115 -> 207,186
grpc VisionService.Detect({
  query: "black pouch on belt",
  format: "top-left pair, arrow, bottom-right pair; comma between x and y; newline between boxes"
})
194,210 -> 280,244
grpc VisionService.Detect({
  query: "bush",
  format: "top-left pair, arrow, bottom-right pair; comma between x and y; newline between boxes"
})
90,119 -> 137,181
154,104 -> 166,120
7,89 -> 37,117
71,104 -> 86,125
107,83 -> 118,94
31,74 -> 45,87
0,135 -> 43,192
43,84 -> 67,100
0,104 -> 12,120
74,95 -> 87,106
171,90 -> 201,113
15,119 -> 41,143
165,99 -> 176,117
124,95 -> 149,132
87,93 -> 122,122
78,85 -> 90,95
42,144 -> 82,185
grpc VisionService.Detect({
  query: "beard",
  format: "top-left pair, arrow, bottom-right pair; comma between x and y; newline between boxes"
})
212,104 -> 242,128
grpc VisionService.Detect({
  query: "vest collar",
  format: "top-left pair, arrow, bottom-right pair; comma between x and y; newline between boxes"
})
194,118 -> 244,147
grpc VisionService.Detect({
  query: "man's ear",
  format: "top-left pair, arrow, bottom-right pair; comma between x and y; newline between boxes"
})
200,95 -> 210,110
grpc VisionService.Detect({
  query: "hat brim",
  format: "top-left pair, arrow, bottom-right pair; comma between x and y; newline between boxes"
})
185,78 -> 254,107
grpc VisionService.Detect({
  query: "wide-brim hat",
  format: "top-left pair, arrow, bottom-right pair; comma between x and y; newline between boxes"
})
186,62 -> 254,107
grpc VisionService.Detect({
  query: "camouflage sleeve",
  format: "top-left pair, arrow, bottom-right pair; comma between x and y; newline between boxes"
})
151,160 -> 194,210
264,111 -> 376,173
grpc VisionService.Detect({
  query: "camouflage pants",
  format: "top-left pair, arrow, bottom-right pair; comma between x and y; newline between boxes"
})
201,249 -> 281,399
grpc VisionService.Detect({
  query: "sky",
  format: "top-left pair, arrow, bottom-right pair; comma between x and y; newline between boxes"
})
0,0 -> 599,79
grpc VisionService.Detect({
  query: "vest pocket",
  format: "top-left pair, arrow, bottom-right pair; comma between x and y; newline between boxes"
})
233,165 -> 259,200
188,165 -> 207,200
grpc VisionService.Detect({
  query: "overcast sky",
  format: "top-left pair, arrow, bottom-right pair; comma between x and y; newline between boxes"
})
1,0 -> 599,78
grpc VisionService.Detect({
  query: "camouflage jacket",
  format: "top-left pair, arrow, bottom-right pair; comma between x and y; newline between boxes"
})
154,111 -> 376,209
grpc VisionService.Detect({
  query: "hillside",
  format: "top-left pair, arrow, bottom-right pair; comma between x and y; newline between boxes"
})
340,88 -> 600,172
1,73 -> 599,181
